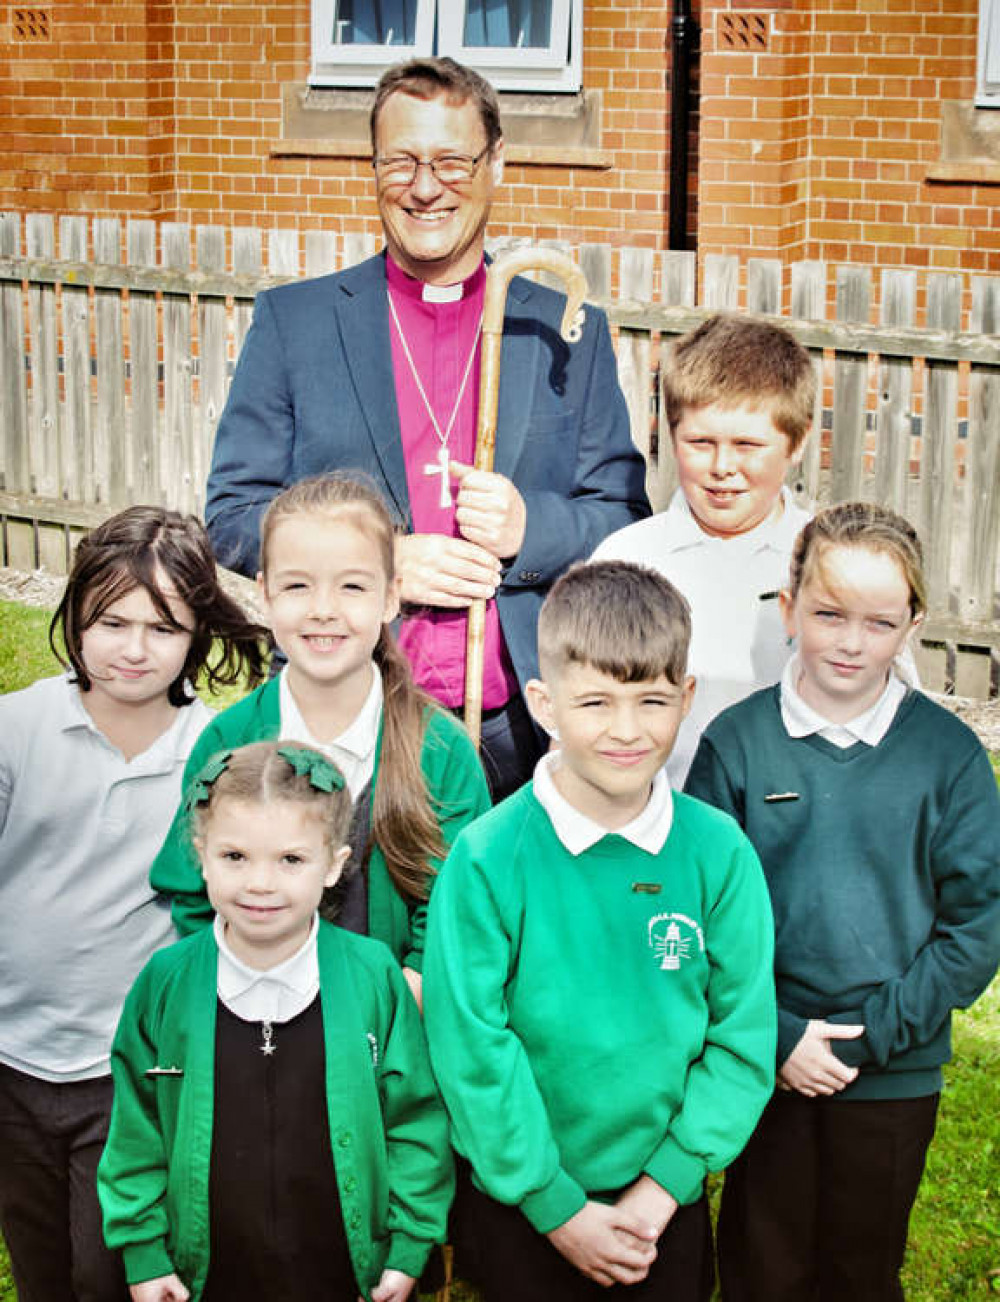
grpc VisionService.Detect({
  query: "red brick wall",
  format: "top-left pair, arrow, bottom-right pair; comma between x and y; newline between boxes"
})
699,0 -> 998,273
1,0 -> 677,249
0,1 -> 993,272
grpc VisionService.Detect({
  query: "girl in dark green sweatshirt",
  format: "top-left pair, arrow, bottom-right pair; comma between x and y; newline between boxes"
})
687,502 -> 1000,1302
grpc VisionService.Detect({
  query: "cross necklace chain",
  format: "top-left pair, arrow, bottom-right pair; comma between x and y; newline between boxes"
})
387,290 -> 483,510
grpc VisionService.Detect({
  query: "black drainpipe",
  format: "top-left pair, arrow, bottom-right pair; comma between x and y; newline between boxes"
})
668,0 -> 699,250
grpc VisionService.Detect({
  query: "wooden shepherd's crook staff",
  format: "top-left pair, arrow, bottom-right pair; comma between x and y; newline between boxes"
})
463,246 -> 589,749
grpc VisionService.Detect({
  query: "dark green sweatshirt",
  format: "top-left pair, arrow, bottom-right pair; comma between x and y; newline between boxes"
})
686,687 -> 1000,1099
423,785 -> 776,1233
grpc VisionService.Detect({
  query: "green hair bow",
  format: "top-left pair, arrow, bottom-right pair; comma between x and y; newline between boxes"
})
277,745 -> 345,793
186,750 -> 234,810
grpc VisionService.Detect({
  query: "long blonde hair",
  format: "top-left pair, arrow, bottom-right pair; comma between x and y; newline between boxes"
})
260,474 -> 445,901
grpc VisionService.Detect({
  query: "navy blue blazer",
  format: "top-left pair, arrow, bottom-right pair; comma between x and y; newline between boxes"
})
205,253 -> 650,690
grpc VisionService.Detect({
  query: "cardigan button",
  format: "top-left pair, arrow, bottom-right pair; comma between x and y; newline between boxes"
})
337,1129 -> 352,1148
350,1209 -> 362,1229
344,1174 -> 358,1193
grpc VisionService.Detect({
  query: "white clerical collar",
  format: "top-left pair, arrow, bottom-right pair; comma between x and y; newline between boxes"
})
279,664 -> 382,799
779,653 -> 906,748
215,914 -> 320,1023
667,485 -> 802,555
532,751 -> 673,856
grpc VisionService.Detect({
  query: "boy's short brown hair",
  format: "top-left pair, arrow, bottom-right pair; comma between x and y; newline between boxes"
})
664,313 -> 816,453
537,561 -> 691,686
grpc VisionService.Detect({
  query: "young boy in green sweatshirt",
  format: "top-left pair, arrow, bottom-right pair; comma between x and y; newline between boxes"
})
423,560 -> 777,1302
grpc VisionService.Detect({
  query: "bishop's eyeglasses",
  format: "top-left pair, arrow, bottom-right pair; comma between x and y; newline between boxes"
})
372,147 -> 492,187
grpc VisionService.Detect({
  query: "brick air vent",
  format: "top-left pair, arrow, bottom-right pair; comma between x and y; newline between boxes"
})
12,8 -> 51,40
718,13 -> 770,52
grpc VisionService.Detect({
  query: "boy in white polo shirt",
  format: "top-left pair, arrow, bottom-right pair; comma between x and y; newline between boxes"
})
592,314 -> 815,784
424,560 -> 775,1302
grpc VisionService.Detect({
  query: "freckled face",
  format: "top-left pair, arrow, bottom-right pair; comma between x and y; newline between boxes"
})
375,91 -> 499,286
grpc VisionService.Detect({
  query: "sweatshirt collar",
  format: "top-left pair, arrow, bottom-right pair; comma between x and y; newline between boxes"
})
532,752 -> 673,856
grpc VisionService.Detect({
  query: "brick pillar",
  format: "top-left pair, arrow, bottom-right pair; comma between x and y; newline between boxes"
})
697,0 -> 810,264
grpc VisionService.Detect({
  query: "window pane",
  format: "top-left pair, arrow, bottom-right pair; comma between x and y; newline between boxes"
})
332,0 -> 417,45
463,0 -> 552,48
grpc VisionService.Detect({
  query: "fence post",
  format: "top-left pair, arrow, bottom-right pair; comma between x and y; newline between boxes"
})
0,213 -> 29,503
233,226 -> 263,356
830,265 -> 871,503
94,217 -> 126,508
702,253 -> 739,309
921,273 -> 962,616
875,269 -> 916,515
127,220 -> 160,504
655,249 -> 697,509
25,212 -> 59,500
59,215 -> 92,504
790,261 -> 826,506
746,259 -> 782,315
197,225 -> 229,516
617,247 -> 656,506
162,224 -> 195,513
964,277 -> 1000,630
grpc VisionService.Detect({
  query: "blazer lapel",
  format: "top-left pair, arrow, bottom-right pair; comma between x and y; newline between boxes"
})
334,257 -> 412,526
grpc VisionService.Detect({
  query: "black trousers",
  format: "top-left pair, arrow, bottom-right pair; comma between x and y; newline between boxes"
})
718,1089 -> 939,1302
458,1181 -> 714,1302
0,1063 -> 129,1302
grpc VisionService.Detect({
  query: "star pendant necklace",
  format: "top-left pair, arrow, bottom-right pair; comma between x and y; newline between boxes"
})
387,290 -> 483,510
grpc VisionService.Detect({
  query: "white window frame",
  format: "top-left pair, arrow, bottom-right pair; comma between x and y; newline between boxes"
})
977,0 -> 1000,107
311,0 -> 437,88
309,0 -> 581,93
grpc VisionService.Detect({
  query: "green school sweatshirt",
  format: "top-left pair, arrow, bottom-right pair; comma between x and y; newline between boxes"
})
686,686 -> 1000,1098
423,784 -> 776,1233
149,677 -> 491,969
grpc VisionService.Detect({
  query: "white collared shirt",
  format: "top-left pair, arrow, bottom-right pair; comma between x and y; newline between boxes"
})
214,914 -> 320,1023
593,487 -> 813,784
279,663 -> 382,798
0,673 -> 214,1080
780,653 -> 906,748
532,752 -> 673,856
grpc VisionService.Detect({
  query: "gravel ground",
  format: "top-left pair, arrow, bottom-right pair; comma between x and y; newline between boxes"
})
2,565 -> 999,752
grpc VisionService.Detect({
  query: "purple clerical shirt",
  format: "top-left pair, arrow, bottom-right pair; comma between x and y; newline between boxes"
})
386,255 -> 519,711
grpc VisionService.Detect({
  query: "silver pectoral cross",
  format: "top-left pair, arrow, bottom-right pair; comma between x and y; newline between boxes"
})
423,445 -> 453,510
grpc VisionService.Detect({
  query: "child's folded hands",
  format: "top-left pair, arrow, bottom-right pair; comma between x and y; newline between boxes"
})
779,1019 -> 863,1096
547,1199 -> 658,1287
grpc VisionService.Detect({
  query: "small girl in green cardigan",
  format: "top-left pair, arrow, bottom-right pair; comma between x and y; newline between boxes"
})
686,501 -> 1000,1302
151,473 -> 491,1004
99,741 -> 454,1302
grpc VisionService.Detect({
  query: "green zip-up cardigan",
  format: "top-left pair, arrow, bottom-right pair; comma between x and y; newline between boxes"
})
98,922 -> 455,1299
149,677 -> 491,968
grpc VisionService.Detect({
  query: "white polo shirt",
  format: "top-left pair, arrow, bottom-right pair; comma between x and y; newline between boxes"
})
593,487 -> 812,785
0,674 -> 214,1081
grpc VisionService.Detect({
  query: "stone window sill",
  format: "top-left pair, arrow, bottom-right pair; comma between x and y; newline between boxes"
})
928,101 -> 1000,185
271,83 -> 612,170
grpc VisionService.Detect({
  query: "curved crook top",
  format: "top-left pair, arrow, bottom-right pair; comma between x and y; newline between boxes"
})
482,246 -> 588,343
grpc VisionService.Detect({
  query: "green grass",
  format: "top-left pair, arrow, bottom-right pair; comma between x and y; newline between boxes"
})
0,598 -> 253,707
1,597 -> 998,1300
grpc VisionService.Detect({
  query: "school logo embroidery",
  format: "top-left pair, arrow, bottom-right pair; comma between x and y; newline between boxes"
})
648,913 -> 705,971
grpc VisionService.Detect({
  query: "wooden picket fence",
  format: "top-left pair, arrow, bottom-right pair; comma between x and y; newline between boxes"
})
1,210 -> 999,697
